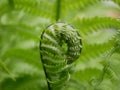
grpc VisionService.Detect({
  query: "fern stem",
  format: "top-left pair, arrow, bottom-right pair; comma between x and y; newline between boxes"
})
40,23 -> 82,90
56,0 -> 61,21
40,44 -> 51,90
43,63 -> 51,90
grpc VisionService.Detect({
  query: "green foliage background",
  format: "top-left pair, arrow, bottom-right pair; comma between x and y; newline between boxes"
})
0,0 -> 120,90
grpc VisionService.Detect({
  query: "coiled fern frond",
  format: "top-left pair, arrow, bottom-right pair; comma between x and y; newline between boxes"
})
0,0 -> 120,90
40,22 -> 82,90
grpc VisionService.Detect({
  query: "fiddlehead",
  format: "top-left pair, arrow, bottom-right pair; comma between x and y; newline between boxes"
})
40,22 -> 82,90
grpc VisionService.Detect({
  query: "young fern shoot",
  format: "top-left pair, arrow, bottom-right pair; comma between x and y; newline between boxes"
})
40,22 -> 82,90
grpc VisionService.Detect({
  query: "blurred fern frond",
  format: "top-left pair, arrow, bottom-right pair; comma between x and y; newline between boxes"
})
72,17 -> 120,35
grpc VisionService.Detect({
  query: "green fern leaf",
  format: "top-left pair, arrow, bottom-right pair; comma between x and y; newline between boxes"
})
72,17 -> 120,35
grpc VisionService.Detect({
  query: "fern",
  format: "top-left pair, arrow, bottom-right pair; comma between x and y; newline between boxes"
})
40,22 -> 82,90
12,0 -> 56,20
72,17 -> 120,35
88,30 -> 120,89
0,23 -> 40,41
0,60 -> 15,81
0,0 -> 120,90
114,30 -> 120,53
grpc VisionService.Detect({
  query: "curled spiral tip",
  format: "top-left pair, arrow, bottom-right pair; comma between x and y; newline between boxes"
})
40,22 -> 82,89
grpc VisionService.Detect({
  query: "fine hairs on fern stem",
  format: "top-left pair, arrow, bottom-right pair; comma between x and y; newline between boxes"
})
40,22 -> 82,90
